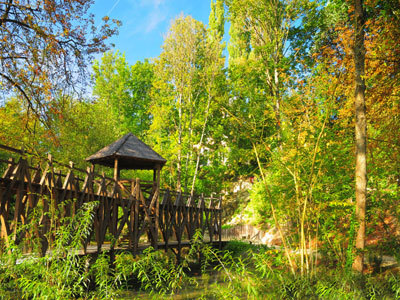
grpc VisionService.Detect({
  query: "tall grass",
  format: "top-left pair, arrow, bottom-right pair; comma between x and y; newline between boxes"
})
201,240 -> 400,300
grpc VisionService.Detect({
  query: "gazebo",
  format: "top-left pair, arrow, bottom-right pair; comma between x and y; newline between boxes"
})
86,132 -> 166,181
86,133 -> 166,250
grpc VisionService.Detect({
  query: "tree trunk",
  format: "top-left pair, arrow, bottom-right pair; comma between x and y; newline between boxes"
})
352,0 -> 367,273
191,93 -> 212,195
273,66 -> 281,145
177,93 -> 183,192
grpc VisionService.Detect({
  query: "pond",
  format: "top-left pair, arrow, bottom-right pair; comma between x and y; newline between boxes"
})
118,271 -> 226,299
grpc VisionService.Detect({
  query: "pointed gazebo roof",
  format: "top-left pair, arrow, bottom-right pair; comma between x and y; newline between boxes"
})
86,133 -> 166,170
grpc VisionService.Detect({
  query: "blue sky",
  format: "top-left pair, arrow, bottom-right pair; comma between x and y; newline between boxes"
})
90,0 -> 214,65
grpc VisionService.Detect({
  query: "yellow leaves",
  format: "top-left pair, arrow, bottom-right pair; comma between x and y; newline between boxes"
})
298,130 -> 307,145
63,28 -> 70,37
287,148 -> 297,160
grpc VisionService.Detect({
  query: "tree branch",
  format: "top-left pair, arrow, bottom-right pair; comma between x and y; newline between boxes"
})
0,71 -> 36,114
0,0 -> 12,26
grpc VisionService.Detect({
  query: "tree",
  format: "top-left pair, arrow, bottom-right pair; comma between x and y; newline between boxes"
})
352,0 -> 367,273
303,0 -> 400,271
190,0 -> 226,195
149,11 -> 227,194
226,0 -> 306,143
0,0 -> 119,122
150,15 -> 207,192
92,51 -> 154,137
0,98 -> 41,148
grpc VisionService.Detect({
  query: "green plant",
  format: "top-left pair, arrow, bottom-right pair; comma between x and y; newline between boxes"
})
223,240 -> 268,257
345,206 -> 357,272
114,247 -> 189,296
0,201 -> 96,299
90,253 -> 116,299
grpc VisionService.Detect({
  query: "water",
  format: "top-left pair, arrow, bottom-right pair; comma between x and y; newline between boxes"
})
118,271 -> 226,299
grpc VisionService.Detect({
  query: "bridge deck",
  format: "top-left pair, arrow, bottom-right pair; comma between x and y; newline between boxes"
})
79,240 -> 225,255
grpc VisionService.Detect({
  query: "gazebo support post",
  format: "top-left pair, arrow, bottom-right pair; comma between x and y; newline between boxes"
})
114,157 -> 119,181
153,165 -> 161,249
110,158 -> 120,266
111,157 -> 119,254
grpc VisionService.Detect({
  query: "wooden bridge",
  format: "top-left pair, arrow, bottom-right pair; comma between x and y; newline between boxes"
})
0,134 -> 222,259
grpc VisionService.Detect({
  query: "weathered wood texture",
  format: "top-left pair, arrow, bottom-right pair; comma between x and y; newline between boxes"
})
0,145 -> 222,257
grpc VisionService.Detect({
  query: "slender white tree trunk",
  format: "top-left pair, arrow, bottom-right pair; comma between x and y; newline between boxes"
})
352,0 -> 367,273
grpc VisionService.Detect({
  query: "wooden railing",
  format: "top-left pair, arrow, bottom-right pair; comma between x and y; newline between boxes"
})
0,145 -> 222,258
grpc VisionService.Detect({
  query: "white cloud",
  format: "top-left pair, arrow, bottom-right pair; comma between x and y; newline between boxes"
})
140,0 -> 166,9
145,10 -> 166,33
107,0 -> 122,16
123,0 -> 168,35
138,0 -> 168,33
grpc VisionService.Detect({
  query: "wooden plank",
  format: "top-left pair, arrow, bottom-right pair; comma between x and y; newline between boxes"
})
207,197 -> 214,243
128,180 -> 135,250
39,167 -> 50,256
31,164 -> 42,184
2,158 -> 15,179
133,178 -> 140,255
198,195 -> 205,237
11,159 -> 27,241
96,175 -> 108,251
159,189 -> 172,250
218,196 -> 222,248
185,195 -> 194,240
154,167 -> 160,248
172,192 -> 182,243
78,167 -> 92,209
137,187 -> 157,245
110,183 -> 119,242
116,197 -> 132,239
0,211 -> 10,250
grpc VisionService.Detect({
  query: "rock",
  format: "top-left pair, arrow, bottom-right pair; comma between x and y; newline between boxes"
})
261,227 -> 281,247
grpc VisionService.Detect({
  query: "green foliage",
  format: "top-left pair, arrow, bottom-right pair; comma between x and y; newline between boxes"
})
149,13 -> 228,194
223,240 -> 267,257
0,95 -> 119,172
115,248 -> 188,296
92,51 -> 154,137
247,178 -> 273,225
345,206 -> 357,271
0,201 -> 97,299
200,244 -> 400,300
0,209 -> 205,299
90,253 -> 116,299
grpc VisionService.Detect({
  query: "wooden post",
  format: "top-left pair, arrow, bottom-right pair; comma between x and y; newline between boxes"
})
47,154 -> 56,250
114,158 -> 119,181
154,165 -> 161,249
111,158 -> 119,238
209,196 -> 213,243
133,178 -> 140,255
110,159 -> 119,265
199,194 -> 205,235
129,180 -> 135,250
218,196 -> 222,249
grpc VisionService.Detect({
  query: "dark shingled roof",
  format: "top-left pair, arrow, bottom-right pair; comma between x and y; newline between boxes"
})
86,133 -> 166,170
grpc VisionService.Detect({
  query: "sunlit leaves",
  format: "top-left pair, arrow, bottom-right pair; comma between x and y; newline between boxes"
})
0,0 -> 120,123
